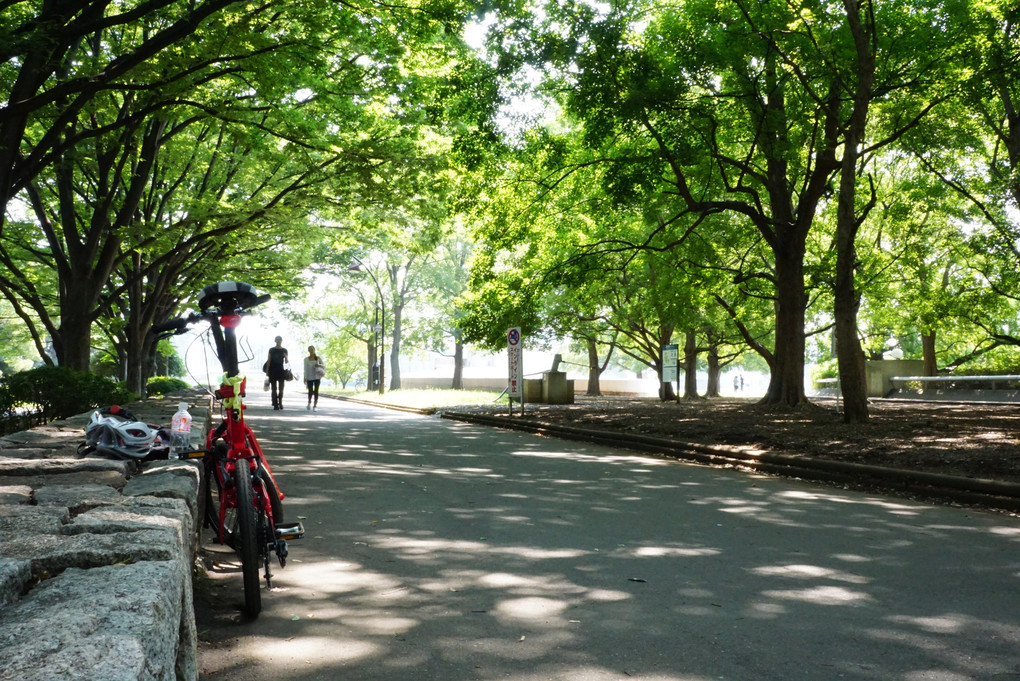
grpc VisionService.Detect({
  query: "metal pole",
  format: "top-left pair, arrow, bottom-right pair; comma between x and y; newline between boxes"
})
378,299 -> 385,395
370,306 -> 378,390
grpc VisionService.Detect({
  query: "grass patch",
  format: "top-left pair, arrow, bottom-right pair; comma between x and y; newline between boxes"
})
324,388 -> 507,409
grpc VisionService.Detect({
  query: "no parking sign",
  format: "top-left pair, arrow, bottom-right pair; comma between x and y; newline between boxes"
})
507,327 -> 522,398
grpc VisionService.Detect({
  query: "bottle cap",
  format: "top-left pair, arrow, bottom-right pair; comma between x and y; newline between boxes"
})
178,402 -> 188,410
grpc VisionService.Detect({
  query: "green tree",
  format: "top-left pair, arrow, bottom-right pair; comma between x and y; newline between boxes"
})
414,226 -> 474,389
0,0 -> 245,229
477,0 -> 971,420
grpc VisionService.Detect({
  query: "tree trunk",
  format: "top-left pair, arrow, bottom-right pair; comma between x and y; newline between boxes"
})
834,183 -> 870,421
452,334 -> 464,390
682,330 -> 699,399
921,331 -> 938,376
586,338 -> 603,397
762,241 -> 808,406
389,303 -> 402,390
832,0 -> 877,424
55,284 -> 95,371
124,321 -> 146,395
706,342 -> 720,398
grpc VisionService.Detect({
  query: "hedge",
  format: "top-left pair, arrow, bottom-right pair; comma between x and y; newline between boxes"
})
0,366 -> 136,421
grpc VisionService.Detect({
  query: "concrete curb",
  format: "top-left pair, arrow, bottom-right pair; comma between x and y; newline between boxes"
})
440,411 -> 1020,513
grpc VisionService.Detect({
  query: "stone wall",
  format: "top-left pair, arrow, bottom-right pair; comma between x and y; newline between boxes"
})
0,392 -> 209,681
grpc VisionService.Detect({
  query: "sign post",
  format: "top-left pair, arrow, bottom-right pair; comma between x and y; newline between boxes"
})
662,343 -> 679,399
507,327 -> 522,416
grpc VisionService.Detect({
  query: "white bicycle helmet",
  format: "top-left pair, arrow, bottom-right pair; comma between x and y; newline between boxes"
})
84,406 -> 158,460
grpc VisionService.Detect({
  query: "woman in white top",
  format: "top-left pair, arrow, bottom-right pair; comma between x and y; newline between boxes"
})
303,346 -> 325,411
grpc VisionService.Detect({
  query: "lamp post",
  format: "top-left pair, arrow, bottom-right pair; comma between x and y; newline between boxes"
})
349,257 -> 385,395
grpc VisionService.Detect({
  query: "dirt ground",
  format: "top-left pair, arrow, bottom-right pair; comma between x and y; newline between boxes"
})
455,396 -> 1020,484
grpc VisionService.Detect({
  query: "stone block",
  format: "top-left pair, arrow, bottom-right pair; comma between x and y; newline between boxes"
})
0,561 -> 186,681
123,463 -> 200,526
542,370 -> 574,405
0,458 -> 130,490
69,498 -> 190,550
33,484 -> 123,513
0,471 -> 128,489
0,484 -> 32,505
523,378 -> 544,403
1,528 -> 183,578
0,448 -> 66,460
0,505 -> 69,541
0,557 -> 31,607
0,426 -> 85,451
0,458 -> 131,477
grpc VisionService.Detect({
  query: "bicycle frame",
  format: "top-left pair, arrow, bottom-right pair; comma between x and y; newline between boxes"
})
204,313 -> 282,543
154,282 -> 302,618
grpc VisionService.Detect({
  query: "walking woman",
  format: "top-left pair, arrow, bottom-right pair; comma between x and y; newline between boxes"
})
265,336 -> 289,410
304,345 -> 325,411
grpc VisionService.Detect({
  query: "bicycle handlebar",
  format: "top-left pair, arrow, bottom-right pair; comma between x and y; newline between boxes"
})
152,313 -> 204,339
151,282 -> 270,340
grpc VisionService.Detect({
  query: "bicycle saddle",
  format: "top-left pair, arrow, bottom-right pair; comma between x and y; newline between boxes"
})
198,281 -> 262,312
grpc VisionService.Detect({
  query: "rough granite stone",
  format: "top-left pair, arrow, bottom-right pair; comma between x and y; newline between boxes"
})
0,505 -> 68,540
123,465 -> 200,524
0,458 -> 130,477
33,483 -> 123,512
0,470 -> 128,489
0,485 -> 32,505
0,397 -> 208,681
0,427 -> 86,450
0,557 -> 31,607
0,448 -> 70,459
0,561 -> 186,681
69,501 -> 189,548
0,458 -> 130,490
1,527 -> 183,578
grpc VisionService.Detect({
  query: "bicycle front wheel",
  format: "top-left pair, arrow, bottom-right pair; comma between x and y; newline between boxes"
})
234,464 -> 262,618
205,446 -> 238,548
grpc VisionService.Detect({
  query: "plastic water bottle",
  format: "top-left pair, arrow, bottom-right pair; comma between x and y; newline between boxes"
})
170,402 -> 192,459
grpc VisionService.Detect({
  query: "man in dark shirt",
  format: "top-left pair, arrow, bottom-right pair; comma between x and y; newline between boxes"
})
266,336 -> 289,410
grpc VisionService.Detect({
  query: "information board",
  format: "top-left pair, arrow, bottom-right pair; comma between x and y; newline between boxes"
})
662,343 -> 678,384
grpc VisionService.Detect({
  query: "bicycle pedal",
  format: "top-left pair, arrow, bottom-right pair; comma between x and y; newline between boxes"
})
275,522 -> 304,540
276,539 -> 289,567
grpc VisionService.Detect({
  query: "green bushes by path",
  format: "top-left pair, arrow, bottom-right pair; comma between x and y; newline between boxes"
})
146,376 -> 190,396
0,366 -> 136,422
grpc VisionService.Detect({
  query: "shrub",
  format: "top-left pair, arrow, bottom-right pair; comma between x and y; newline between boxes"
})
0,366 -> 136,420
146,376 -> 190,396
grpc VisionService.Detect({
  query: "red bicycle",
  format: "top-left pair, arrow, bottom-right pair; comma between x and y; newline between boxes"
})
154,281 -> 304,618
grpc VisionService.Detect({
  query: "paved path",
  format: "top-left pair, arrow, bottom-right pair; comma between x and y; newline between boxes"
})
196,392 -> 1020,681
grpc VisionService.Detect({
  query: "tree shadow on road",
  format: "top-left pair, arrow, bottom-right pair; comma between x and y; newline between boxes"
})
195,403 -> 1020,681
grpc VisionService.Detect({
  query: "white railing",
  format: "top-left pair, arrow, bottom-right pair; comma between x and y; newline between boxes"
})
813,377 -> 842,412
889,375 -> 1020,389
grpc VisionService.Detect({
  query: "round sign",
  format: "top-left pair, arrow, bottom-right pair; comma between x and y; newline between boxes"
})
507,328 -> 520,346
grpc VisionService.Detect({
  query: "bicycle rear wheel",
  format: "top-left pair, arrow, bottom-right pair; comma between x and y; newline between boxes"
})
259,465 -> 284,525
234,464 -> 262,618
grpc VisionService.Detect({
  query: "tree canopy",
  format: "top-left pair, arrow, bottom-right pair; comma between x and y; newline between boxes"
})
1,0 -> 1018,415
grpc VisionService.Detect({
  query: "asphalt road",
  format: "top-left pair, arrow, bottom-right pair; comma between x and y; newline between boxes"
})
196,391 -> 1020,681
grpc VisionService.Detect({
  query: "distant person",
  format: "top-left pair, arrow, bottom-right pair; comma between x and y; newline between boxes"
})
265,336 -> 289,410
304,345 -> 325,411
740,374 -> 744,391
733,375 -> 740,392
